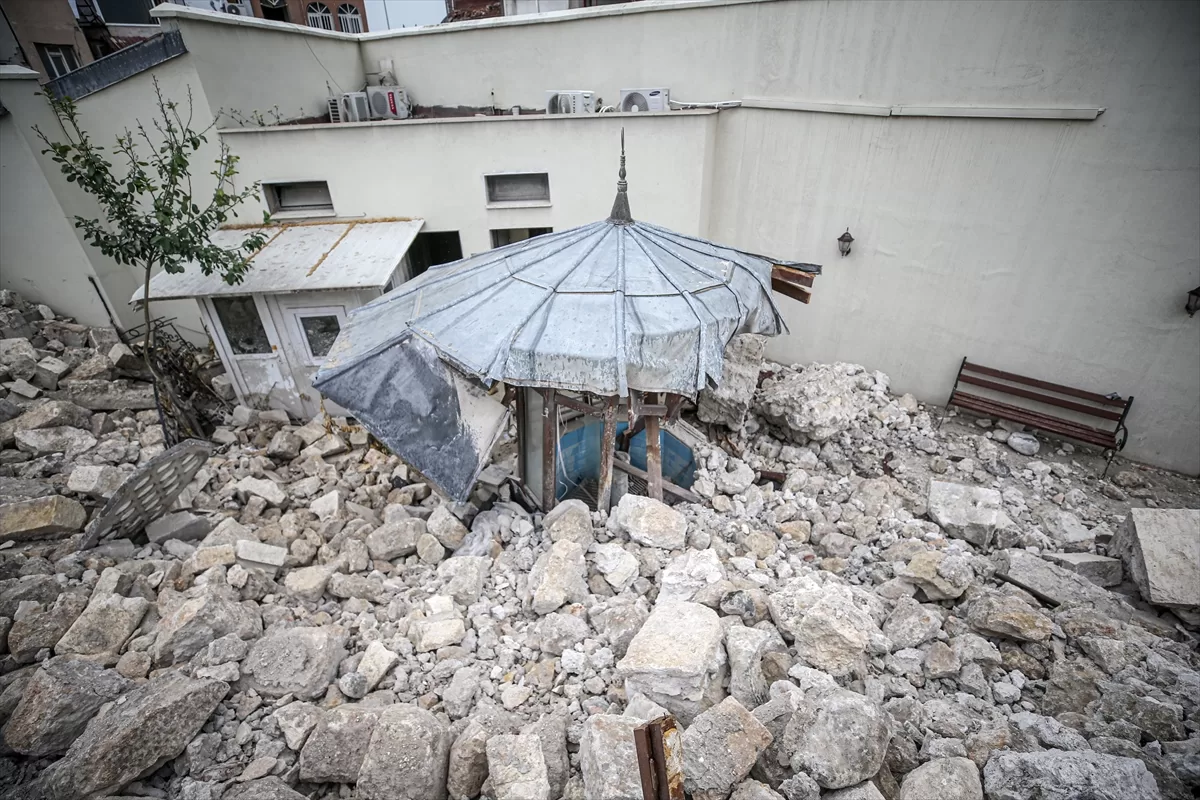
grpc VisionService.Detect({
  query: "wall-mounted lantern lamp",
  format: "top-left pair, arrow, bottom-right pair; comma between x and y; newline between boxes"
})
1187,286 -> 1200,317
837,229 -> 854,257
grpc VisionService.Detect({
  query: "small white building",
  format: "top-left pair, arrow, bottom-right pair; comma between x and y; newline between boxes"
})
132,218 -> 425,418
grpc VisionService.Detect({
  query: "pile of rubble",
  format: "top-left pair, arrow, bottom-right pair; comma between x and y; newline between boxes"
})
0,300 -> 1198,800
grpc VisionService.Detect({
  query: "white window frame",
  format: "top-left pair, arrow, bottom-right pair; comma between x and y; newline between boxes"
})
289,306 -> 348,364
484,172 -> 552,208
37,44 -> 80,79
337,3 -> 362,33
306,2 -> 334,30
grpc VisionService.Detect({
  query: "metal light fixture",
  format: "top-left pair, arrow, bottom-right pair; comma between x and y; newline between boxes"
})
1188,287 -> 1200,317
837,228 -> 854,257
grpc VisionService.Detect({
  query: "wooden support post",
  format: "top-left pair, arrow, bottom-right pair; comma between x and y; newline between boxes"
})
645,392 -> 663,502
540,388 -> 556,512
597,396 -> 618,513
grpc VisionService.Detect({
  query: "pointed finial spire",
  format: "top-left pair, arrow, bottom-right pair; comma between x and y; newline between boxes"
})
609,128 -> 632,224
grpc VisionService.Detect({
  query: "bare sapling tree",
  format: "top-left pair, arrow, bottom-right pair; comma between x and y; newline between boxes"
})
35,77 -> 269,434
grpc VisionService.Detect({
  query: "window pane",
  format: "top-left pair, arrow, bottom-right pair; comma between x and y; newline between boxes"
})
300,315 -> 341,357
486,173 -> 550,203
212,297 -> 272,355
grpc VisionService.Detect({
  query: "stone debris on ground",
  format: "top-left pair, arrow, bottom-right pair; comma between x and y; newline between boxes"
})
0,293 -> 1197,800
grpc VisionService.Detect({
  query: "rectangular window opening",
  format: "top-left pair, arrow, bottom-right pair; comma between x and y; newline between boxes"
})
212,296 -> 272,355
485,173 -> 550,206
263,181 -> 335,216
35,43 -> 80,79
407,231 -> 464,278
491,228 -> 553,248
298,314 -> 341,358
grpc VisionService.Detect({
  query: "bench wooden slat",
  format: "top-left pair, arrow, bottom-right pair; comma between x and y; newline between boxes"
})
951,392 -> 1117,447
962,361 -> 1126,408
957,374 -> 1125,421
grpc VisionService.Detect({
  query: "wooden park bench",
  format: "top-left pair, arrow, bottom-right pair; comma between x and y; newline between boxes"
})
944,358 -> 1133,475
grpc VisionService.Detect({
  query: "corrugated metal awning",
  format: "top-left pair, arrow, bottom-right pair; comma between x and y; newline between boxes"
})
129,218 -> 425,302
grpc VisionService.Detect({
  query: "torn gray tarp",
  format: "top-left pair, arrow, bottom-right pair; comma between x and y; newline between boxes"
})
315,334 -> 508,500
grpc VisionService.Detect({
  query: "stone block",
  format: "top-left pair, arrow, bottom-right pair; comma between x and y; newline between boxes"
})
927,481 -> 1014,548
145,511 -> 212,544
243,626 -> 347,699
0,495 -> 87,542
66,464 -> 123,499
1113,508 -> 1200,609
617,601 -> 726,724
610,494 -> 687,550
52,379 -> 156,410
579,715 -> 643,800
1042,552 -> 1123,588
33,357 -> 70,391
235,539 -> 288,569
357,705 -> 450,800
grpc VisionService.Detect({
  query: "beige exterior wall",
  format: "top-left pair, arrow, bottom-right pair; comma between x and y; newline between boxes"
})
2,0 -> 1197,472
0,56 -> 219,340
220,111 -> 717,257
0,73 -> 110,326
156,13 -> 364,125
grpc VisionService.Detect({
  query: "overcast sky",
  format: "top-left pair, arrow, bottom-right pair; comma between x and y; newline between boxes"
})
364,0 -> 447,29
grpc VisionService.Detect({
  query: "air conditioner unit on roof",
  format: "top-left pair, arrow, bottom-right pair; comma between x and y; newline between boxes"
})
338,92 -> 370,123
367,86 -> 411,120
619,88 -> 670,112
546,90 -> 595,115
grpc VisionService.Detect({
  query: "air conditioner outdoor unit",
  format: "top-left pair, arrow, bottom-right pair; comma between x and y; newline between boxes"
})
366,86 -> 411,120
339,92 -> 370,123
545,90 -> 595,115
223,2 -> 250,15
619,88 -> 670,112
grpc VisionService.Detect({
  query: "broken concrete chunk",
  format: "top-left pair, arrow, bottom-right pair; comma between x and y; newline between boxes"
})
486,733 -> 551,800
966,593 -> 1052,642
151,582 -> 263,666
544,498 -> 594,549
927,481 -> 1014,548
14,425 -> 96,457
617,601 -> 726,725
610,494 -> 687,550
235,475 -> 287,507
65,464 -> 123,499
52,378 -> 156,410
243,625 -> 347,699
528,539 -> 588,615
3,657 -> 133,756
982,749 -> 1159,800
1113,508 -> 1200,610
356,704 -> 450,800
34,671 -> 228,800
579,715 -> 644,800
698,334 -> 765,431
897,756 -> 982,800
54,593 -> 150,657
0,495 -> 87,542
7,590 -> 88,661
1041,552 -> 1122,588
682,696 -> 773,798
298,705 -> 382,784
144,510 -> 212,544
786,687 -> 891,790
33,356 -> 70,391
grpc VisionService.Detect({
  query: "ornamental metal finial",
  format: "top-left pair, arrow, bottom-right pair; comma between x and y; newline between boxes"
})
609,128 -> 633,223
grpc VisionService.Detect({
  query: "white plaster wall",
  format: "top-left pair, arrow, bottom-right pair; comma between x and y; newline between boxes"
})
0,97 -> 111,326
157,11 -> 365,124
0,54 -> 264,341
349,0 -> 1200,474
220,111 -> 716,257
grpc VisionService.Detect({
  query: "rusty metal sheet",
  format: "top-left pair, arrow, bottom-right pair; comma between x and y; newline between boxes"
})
634,715 -> 684,800
79,439 -> 213,550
